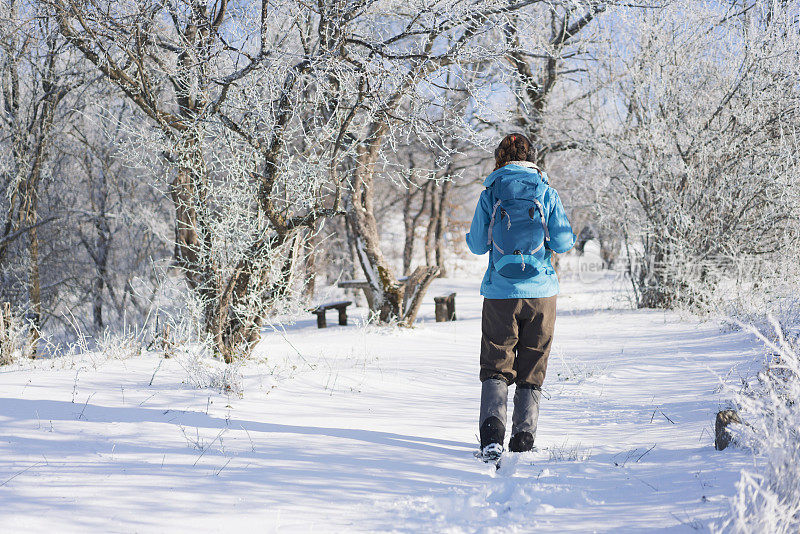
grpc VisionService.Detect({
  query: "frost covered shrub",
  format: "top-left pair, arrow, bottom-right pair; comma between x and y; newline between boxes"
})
547,441 -> 592,462
716,318 -> 800,534
176,343 -> 244,397
95,329 -> 143,360
724,260 -> 800,340
0,307 -> 32,364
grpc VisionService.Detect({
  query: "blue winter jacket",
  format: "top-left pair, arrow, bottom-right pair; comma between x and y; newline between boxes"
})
466,162 -> 576,299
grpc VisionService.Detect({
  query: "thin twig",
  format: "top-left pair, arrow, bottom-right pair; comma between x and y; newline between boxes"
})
660,409 -> 676,424
214,458 -> 232,476
149,358 -> 164,386
635,476 -> 658,492
1,462 -> 41,487
78,393 -> 95,420
636,444 -> 656,462
240,424 -> 256,453
193,428 -> 227,467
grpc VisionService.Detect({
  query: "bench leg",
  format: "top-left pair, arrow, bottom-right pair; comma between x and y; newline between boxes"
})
316,312 -> 327,329
338,307 -> 347,326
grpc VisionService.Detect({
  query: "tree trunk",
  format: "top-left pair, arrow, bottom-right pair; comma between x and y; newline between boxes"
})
21,142 -> 52,358
401,265 -> 440,326
343,215 -> 371,308
92,168 -> 111,332
424,183 -> 440,268
402,187 -> 415,276
347,126 -> 402,322
347,125 -> 439,325
433,179 -> 451,277
303,225 -> 319,299
27,209 -> 41,358
90,229 -> 110,333
402,180 -> 429,276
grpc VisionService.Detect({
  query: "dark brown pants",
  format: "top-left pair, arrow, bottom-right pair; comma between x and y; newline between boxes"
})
479,296 -> 557,387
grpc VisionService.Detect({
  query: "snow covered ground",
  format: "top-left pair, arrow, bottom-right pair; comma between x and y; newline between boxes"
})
0,268 -> 764,533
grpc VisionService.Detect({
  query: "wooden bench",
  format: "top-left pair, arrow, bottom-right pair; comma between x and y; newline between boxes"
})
311,300 -> 353,329
337,277 -> 409,309
434,293 -> 456,322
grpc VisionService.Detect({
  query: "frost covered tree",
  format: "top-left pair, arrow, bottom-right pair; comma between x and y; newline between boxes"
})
590,0 -> 800,308
394,134 -> 484,279
61,99 -> 172,333
500,0 -> 607,165
0,0 -> 87,352
52,0 -> 361,359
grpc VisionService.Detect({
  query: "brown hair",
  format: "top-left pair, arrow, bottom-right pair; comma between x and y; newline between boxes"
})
494,133 -> 533,170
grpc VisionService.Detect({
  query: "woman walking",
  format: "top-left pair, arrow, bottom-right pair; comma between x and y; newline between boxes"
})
466,134 -> 576,462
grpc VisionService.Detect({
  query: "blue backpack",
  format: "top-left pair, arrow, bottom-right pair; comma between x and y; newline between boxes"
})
487,171 -> 550,279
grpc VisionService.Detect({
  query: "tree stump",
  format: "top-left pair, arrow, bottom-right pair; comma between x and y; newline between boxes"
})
0,302 -> 12,364
714,409 -> 741,451
434,293 -> 456,322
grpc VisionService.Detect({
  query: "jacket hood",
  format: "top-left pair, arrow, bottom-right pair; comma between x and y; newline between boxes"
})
483,161 -> 549,188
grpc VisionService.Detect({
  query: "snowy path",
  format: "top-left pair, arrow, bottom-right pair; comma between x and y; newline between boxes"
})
0,275 -> 761,532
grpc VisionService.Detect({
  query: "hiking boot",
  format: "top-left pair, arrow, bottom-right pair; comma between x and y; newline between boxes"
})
508,431 -> 536,453
479,378 -> 508,448
479,415 -> 506,449
511,384 -> 541,446
478,442 -> 504,463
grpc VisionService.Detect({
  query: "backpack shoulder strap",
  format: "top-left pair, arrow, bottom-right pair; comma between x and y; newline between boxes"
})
531,198 -> 550,243
486,186 -> 502,247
